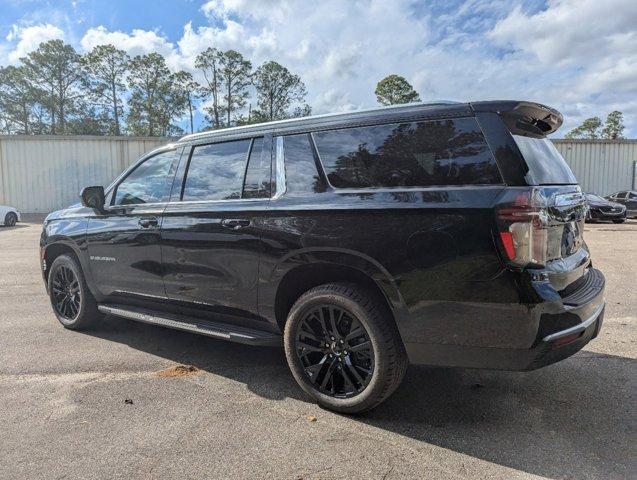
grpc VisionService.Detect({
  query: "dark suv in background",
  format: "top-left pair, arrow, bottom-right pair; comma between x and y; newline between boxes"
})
606,190 -> 637,218
41,101 -> 605,413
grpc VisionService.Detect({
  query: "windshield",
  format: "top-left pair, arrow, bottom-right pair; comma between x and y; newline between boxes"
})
586,194 -> 605,202
513,135 -> 577,185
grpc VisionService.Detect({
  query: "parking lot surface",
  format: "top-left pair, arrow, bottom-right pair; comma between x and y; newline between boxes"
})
1,216 -> 635,479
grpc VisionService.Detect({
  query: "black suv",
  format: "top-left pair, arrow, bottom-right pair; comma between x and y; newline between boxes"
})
606,190 -> 637,218
41,101 -> 606,413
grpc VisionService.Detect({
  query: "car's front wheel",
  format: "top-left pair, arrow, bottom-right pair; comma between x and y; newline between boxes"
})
284,283 -> 407,414
4,212 -> 17,227
48,254 -> 102,330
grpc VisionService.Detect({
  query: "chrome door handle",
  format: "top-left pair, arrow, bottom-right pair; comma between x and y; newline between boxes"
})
138,217 -> 159,228
221,219 -> 251,230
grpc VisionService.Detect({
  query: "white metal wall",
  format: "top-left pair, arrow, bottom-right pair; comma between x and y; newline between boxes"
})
0,136 -> 636,213
553,140 -> 637,196
0,136 -> 168,213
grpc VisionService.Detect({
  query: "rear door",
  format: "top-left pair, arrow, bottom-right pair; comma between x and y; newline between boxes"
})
160,135 -> 272,322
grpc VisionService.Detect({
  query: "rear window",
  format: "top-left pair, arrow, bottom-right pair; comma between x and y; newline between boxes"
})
313,117 -> 501,189
512,135 -> 577,185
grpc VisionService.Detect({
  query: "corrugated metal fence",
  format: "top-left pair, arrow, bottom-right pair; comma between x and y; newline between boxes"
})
553,139 -> 637,196
0,136 -> 168,213
0,136 -> 636,213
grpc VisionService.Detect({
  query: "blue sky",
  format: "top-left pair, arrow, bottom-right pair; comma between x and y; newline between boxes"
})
1,0 -> 636,136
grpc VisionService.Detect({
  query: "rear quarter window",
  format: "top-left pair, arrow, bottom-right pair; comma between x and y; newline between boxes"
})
312,117 -> 501,189
512,135 -> 577,185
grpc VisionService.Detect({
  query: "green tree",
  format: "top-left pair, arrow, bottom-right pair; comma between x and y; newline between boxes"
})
0,65 -> 38,134
21,40 -> 88,134
601,111 -> 625,139
195,47 -> 223,129
66,107 -> 112,135
219,50 -> 252,126
375,74 -> 420,106
127,53 -> 189,136
84,45 -> 130,135
565,117 -> 602,139
252,61 -> 307,121
173,71 -> 200,134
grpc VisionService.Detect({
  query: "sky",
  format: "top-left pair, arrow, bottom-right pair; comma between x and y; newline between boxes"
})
0,0 -> 636,136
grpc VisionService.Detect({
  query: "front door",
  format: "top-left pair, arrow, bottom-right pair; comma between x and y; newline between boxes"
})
161,136 -> 271,322
86,148 -> 178,301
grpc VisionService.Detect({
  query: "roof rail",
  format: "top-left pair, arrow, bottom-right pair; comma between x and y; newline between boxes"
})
178,100 -> 463,143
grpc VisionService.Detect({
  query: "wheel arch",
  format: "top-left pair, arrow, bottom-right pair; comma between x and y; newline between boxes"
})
43,241 -> 82,283
269,250 -> 407,338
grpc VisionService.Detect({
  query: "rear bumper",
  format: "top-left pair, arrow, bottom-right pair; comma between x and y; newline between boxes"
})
405,268 -> 605,371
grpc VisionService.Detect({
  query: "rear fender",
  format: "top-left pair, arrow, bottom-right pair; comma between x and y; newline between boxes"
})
260,247 -> 409,334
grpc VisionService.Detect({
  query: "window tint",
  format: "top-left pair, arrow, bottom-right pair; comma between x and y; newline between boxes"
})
617,192 -> 628,199
512,135 -> 577,185
242,137 -> 271,199
182,139 -> 251,201
113,151 -> 175,205
313,117 -> 500,189
282,134 -> 324,194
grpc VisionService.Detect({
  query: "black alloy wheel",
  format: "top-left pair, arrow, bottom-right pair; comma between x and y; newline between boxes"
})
51,265 -> 82,320
295,304 -> 375,398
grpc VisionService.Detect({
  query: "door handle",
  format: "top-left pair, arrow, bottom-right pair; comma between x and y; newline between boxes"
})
138,217 -> 159,228
221,219 -> 251,230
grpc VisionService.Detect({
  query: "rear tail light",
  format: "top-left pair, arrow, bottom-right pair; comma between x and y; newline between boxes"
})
496,188 -> 550,267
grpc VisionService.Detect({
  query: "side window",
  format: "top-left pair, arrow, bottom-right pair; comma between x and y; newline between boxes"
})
242,137 -> 271,199
617,192 -> 627,199
113,150 -> 175,206
313,117 -> 501,188
182,139 -> 251,201
282,134 -> 325,195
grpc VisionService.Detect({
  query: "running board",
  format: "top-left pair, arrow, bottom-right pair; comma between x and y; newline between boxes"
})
97,304 -> 282,346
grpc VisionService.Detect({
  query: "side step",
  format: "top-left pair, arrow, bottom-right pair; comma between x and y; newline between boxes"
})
98,304 -> 282,347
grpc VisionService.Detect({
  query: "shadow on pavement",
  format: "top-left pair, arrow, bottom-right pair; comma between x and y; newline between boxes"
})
86,315 -> 635,479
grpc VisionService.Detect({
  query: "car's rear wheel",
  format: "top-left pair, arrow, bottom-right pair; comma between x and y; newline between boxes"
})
4,212 -> 17,227
284,283 -> 407,414
48,254 -> 102,330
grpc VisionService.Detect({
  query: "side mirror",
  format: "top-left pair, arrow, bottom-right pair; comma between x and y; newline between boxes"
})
80,186 -> 106,212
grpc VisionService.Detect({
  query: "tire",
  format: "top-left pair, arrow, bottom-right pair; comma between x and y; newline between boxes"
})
612,219 -> 626,224
4,212 -> 17,227
284,283 -> 408,414
48,254 -> 102,330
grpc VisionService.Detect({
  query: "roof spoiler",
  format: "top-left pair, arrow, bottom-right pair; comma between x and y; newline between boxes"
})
470,101 -> 563,137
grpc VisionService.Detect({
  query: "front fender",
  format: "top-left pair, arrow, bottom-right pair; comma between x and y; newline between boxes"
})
41,216 -> 93,293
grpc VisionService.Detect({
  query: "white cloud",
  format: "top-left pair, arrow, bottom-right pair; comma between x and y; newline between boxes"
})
489,0 -> 637,65
80,25 -> 175,58
487,0 -> 637,133
2,0 -> 637,135
5,23 -> 64,63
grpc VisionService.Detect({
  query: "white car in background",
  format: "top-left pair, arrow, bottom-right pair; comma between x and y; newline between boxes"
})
0,205 -> 20,227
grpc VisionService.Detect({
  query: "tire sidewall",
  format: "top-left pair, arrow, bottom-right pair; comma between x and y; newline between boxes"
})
5,213 -> 16,227
48,255 -> 90,328
284,289 -> 390,412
